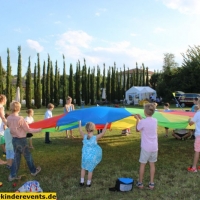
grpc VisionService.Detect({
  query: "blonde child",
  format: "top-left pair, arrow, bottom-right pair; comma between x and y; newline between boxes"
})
0,95 -> 7,164
188,99 -> 200,172
134,103 -> 158,190
25,109 -> 34,148
4,113 -> 14,169
64,96 -> 75,138
7,101 -> 42,181
79,121 -> 108,187
44,103 -> 54,144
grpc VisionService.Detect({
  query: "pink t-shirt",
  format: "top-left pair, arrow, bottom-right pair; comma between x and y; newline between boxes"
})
7,115 -> 41,138
137,117 -> 158,152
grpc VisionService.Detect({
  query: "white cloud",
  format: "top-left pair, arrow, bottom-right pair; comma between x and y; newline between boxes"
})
130,33 -> 138,37
14,28 -> 22,33
161,0 -> 200,15
95,8 -> 107,16
26,39 -> 44,52
154,27 -> 166,33
56,30 -> 94,60
95,12 -> 100,16
54,21 -> 61,24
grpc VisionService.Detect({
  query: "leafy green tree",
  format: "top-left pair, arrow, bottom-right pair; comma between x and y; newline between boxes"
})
36,53 -> 41,108
54,61 -> 59,106
75,60 -> 81,106
111,63 -> 116,102
136,63 -> 139,86
6,48 -> 12,110
62,55 -> 67,106
90,67 -> 95,105
0,57 -> 3,93
126,68 -> 130,90
142,64 -> 145,86
69,63 -> 74,100
87,67 -> 90,104
42,61 -> 46,106
96,65 -> 101,100
46,55 -> 51,106
106,67 -> 111,102
123,64 -> 126,95
26,57 -> 32,108
50,61 -> 54,103
34,63 -> 37,106
146,67 -> 149,86
82,60 -> 87,103
16,46 -> 22,102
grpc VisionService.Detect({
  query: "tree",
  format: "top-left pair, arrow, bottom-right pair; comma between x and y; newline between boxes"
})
62,55 -> 67,106
6,48 -> 12,110
42,61 -> 46,106
50,61 -> 54,103
90,67 -> 95,105
26,57 -> 32,108
96,65 -> 101,101
106,67 -> 111,102
135,63 -> 139,86
0,57 -> 3,93
54,61 -> 59,106
16,46 -> 22,102
34,63 -> 37,106
75,60 -> 81,106
69,63 -> 74,100
46,55 -> 51,106
36,53 -> 41,108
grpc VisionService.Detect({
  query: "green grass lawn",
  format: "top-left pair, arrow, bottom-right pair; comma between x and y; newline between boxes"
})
0,105 -> 200,200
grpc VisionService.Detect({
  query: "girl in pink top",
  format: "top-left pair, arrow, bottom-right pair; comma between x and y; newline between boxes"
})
134,103 -> 158,190
7,101 -> 42,181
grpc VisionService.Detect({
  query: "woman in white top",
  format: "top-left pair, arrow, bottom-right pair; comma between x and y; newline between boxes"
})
24,109 -> 34,148
64,96 -> 75,138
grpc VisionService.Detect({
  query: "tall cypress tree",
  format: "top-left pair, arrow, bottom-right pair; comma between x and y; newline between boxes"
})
26,57 -> 32,108
142,63 -> 145,86
62,55 -> 67,106
106,67 -> 111,102
16,46 -> 22,102
87,67 -> 90,104
54,61 -> 59,106
50,61 -> 54,103
6,48 -> 12,110
69,63 -> 73,99
96,65 -> 100,101
90,67 -> 95,105
136,63 -> 139,86
46,55 -> 51,106
126,68 -> 130,90
123,64 -> 126,98
146,67 -> 149,86
102,63 -> 106,89
36,53 -> 41,108
34,63 -> 37,106
81,59 -> 86,103
42,61 -> 46,106
84,63 -> 88,105
0,57 -> 3,94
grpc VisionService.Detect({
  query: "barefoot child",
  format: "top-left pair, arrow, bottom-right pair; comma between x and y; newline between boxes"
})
134,103 -> 158,190
79,121 -> 108,187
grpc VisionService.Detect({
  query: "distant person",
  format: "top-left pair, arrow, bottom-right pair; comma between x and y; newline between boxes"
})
188,99 -> 200,172
7,101 -> 42,181
163,103 -> 171,137
134,103 -> 158,190
25,109 -> 35,148
78,121 -> 108,187
44,103 -> 54,144
64,96 -> 75,138
172,129 -> 191,140
153,102 -> 158,111
191,98 -> 199,112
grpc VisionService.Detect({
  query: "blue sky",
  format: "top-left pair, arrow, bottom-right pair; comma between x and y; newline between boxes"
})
0,0 -> 200,75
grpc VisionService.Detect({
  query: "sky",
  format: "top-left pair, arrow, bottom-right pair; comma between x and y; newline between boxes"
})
0,0 -> 200,75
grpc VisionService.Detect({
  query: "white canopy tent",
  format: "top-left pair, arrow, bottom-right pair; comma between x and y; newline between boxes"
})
125,86 -> 157,105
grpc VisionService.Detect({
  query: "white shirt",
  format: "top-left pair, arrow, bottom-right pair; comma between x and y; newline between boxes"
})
24,116 -> 34,124
44,110 -> 52,119
191,110 -> 200,136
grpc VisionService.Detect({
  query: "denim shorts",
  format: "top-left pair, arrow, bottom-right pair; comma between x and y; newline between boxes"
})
139,148 -> 158,163
6,150 -> 14,159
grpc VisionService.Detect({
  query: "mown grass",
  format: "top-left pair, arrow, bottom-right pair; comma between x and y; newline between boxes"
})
0,105 -> 200,200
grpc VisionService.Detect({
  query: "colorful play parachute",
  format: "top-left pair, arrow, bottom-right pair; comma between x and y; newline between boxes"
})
29,107 -> 195,131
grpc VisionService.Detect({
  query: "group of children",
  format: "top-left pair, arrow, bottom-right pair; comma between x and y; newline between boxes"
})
1,93 -> 200,191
